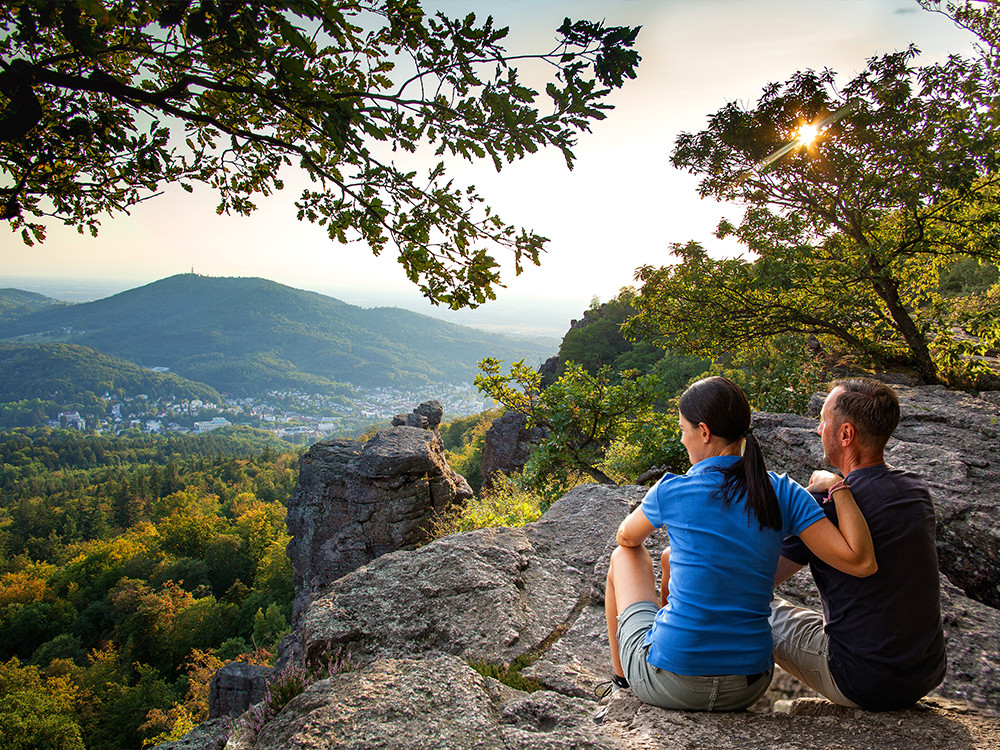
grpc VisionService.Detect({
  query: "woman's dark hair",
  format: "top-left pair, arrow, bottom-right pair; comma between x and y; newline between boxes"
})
678,376 -> 781,531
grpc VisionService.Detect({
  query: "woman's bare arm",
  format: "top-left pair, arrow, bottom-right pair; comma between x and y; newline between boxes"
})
797,486 -> 877,577
616,506 -> 656,548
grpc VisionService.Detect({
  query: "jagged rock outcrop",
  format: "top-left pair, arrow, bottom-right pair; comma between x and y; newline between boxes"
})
167,385 -> 999,750
392,399 -> 444,429
285,426 -> 473,626
208,663 -> 273,719
754,384 -> 1000,610
480,409 -> 547,487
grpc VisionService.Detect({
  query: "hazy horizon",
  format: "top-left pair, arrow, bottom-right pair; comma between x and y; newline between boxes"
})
0,273 -> 575,341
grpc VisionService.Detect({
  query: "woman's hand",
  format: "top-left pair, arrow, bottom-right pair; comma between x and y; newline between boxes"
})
806,470 -> 841,493
798,485 -> 877,577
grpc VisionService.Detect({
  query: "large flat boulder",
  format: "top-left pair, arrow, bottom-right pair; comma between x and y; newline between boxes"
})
299,483 -> 643,665
223,654 -> 1000,750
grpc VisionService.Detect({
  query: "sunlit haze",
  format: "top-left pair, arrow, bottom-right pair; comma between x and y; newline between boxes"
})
0,0 -> 977,336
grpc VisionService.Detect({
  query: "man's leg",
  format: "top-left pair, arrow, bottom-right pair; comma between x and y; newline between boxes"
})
769,598 -> 859,707
606,544 -> 658,679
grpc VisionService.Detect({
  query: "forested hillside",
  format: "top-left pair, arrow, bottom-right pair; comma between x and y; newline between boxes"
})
0,342 -> 220,410
0,288 -> 65,322
0,274 -> 555,394
0,427 -> 300,749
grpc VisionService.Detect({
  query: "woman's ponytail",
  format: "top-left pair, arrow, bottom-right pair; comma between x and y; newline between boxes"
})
736,429 -> 781,531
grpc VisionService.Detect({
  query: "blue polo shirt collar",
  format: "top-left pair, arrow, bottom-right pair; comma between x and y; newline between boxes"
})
686,455 -> 740,475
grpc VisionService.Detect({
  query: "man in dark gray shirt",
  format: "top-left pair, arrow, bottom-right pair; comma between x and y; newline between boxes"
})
771,378 -> 946,710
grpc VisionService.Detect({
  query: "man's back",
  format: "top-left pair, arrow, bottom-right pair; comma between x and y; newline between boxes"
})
781,464 -> 947,710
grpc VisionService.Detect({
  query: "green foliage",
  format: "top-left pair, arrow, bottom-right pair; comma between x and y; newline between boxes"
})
555,295 -> 641,377
467,654 -> 542,693
430,474 -> 543,539
706,336 -> 829,416
0,657 -> 85,750
440,408 -> 501,493
251,603 -> 289,653
476,358 -> 664,502
0,431 -> 300,749
0,288 -> 64,323
1,3 -> 639,307
549,291 -> 709,391
0,275 -> 556,393
939,257 -> 1000,296
602,407 -> 689,484
629,48 -> 1000,385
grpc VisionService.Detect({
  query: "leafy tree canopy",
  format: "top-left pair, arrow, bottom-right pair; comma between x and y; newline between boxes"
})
0,0 -> 639,308
626,46 -> 1000,384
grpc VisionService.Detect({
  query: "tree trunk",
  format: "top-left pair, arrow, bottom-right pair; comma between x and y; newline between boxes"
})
871,270 -> 939,383
581,464 -> 617,485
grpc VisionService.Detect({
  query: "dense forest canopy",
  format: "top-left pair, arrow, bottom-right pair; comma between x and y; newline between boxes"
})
0,427 -> 300,749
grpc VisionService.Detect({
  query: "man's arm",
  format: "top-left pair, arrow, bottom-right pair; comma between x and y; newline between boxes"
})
774,555 -> 804,586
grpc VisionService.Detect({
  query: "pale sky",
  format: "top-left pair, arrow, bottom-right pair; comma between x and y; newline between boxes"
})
0,0 -> 978,336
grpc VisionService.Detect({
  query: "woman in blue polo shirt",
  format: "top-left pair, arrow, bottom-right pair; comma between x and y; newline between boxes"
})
599,376 -> 876,715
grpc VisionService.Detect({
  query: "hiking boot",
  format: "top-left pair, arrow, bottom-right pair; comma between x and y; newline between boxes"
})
593,675 -> 628,724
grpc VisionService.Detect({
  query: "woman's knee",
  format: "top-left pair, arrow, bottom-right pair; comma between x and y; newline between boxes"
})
610,543 -> 653,571
608,544 -> 657,606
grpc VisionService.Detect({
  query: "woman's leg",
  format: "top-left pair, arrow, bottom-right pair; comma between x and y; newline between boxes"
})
605,544 -> 658,679
659,546 -> 671,607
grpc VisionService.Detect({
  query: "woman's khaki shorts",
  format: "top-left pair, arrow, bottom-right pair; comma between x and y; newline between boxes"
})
617,601 -> 773,711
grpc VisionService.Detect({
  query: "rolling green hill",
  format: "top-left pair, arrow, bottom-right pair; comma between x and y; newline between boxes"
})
0,342 -> 221,406
0,274 -> 555,394
0,288 -> 65,322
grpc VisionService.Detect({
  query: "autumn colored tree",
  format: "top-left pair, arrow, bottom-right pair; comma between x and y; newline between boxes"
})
0,0 -> 639,307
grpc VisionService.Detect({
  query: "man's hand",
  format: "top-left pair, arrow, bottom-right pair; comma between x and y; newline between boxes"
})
807,470 -> 842,493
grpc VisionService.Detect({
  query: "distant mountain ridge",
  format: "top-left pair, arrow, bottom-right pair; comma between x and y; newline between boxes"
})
0,274 -> 555,394
0,288 -> 65,323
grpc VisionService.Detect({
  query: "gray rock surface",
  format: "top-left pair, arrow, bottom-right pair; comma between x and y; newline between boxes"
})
392,399 -> 443,429
153,718 -> 231,750
224,654 -> 999,750
480,409 -> 547,487
208,662 -> 273,719
285,426 -> 473,626
299,483 -> 641,666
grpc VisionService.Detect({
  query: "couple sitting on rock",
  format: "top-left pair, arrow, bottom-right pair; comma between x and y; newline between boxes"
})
597,376 -> 946,720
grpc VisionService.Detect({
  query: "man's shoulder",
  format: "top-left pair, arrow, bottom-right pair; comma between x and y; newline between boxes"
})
849,463 -> 929,494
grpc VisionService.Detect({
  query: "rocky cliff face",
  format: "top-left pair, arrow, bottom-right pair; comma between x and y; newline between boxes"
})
164,385 -> 1000,750
480,409 -> 547,488
285,424 -> 473,628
